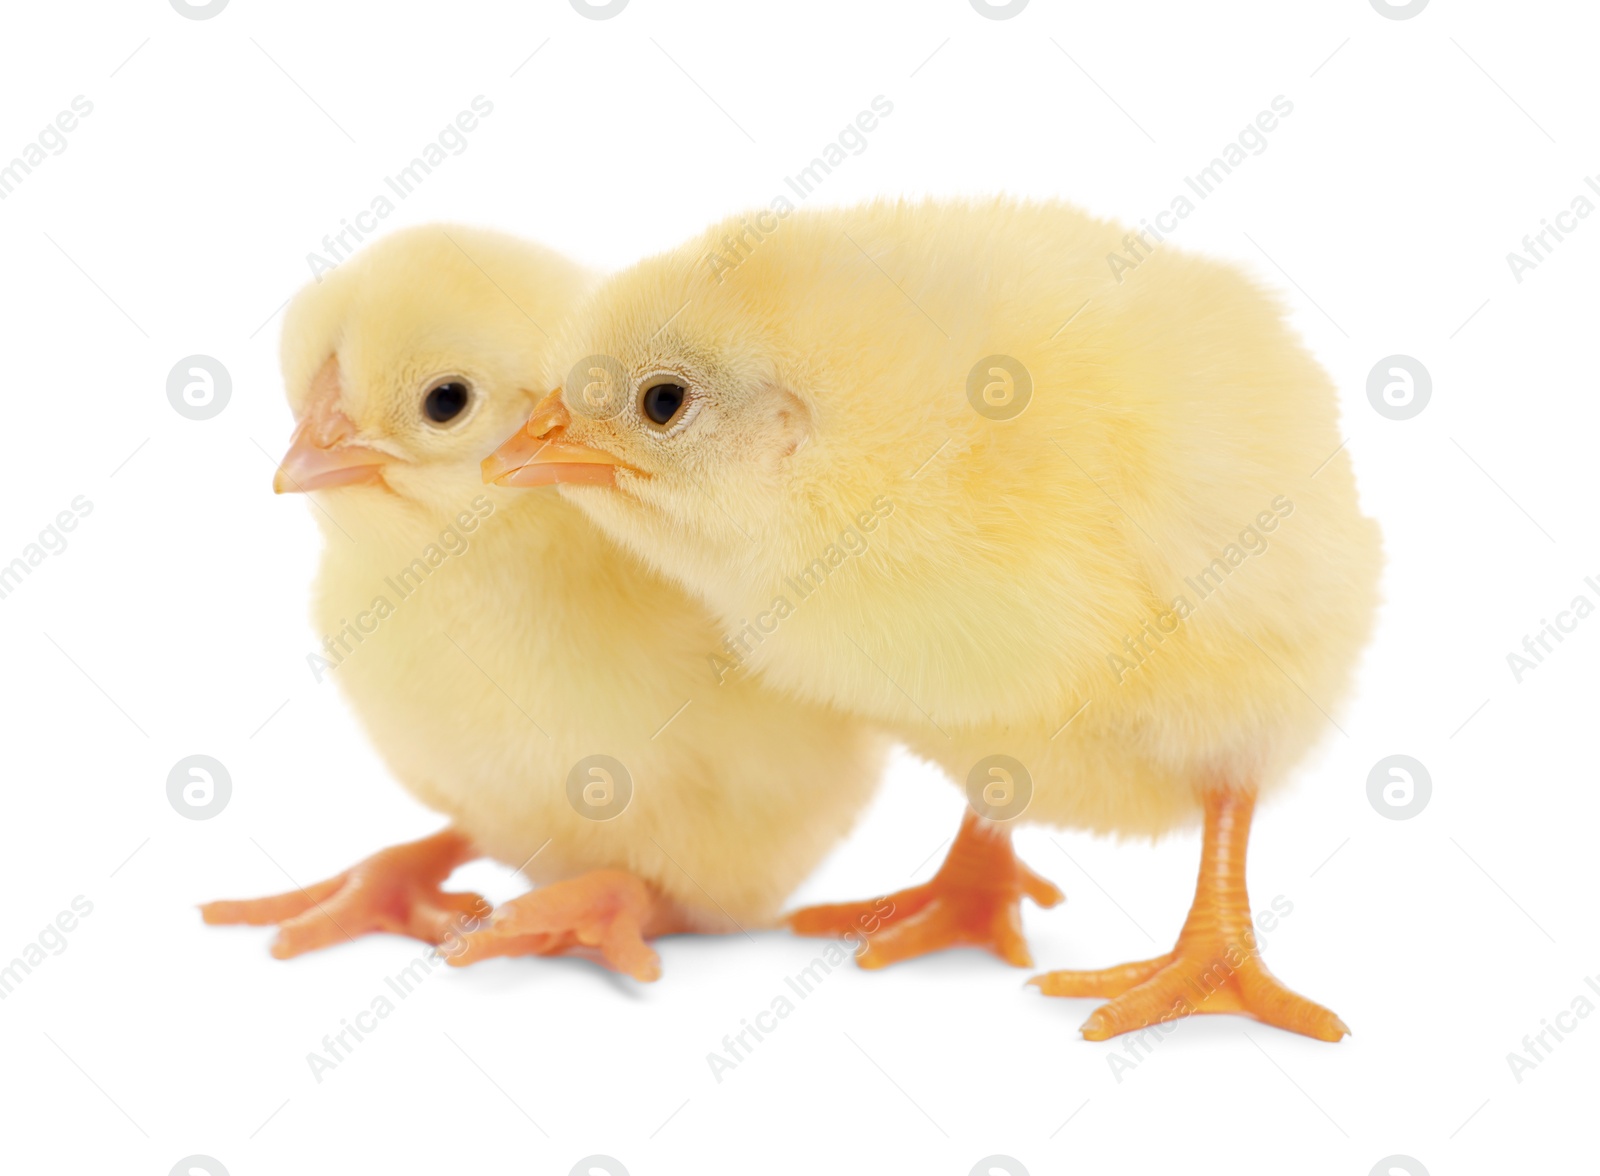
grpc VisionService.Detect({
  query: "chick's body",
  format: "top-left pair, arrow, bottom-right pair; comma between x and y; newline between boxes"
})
314,488 -> 883,930
278,225 -> 884,938
494,199 -> 1381,1034
545,200 -> 1381,837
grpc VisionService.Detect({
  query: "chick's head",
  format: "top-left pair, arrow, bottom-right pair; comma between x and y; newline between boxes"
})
481,236 -> 829,570
276,224 -> 593,515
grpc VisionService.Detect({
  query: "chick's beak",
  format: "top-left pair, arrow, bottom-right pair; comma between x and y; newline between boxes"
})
482,389 -> 625,488
273,357 -> 388,494
273,420 -> 388,493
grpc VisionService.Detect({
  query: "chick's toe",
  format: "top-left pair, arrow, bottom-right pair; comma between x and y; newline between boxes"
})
448,870 -> 685,983
200,828 -> 488,959
788,811 -> 1062,970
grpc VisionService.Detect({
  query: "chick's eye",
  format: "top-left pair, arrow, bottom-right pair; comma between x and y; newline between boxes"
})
641,381 -> 687,427
424,381 -> 470,424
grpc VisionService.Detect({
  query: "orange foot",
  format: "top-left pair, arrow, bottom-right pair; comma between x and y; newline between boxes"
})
787,810 -> 1063,969
200,828 -> 489,959
1031,789 -> 1348,1043
447,870 -> 685,982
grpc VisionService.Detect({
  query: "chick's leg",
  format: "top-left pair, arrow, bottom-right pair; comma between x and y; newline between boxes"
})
1030,789 -> 1348,1042
200,828 -> 489,959
786,810 -> 1063,968
446,870 -> 688,983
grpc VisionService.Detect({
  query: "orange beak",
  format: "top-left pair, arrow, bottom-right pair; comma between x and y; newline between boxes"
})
482,389 -> 626,488
273,357 -> 389,494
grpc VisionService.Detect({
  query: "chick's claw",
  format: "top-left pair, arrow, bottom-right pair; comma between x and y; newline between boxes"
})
787,811 -> 1063,970
447,870 -> 673,983
200,828 -> 488,959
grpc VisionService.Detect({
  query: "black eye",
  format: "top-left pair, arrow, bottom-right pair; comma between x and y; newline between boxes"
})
641,381 -> 687,427
424,381 -> 470,423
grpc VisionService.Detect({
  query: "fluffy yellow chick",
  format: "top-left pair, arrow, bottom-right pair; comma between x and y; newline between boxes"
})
202,224 -> 886,979
485,199 -> 1381,1036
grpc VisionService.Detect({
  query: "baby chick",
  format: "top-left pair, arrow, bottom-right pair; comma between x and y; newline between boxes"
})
203,224 -> 886,979
485,199 -> 1381,1037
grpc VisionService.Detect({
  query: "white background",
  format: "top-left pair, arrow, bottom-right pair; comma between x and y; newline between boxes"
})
0,1 -> 1595,1173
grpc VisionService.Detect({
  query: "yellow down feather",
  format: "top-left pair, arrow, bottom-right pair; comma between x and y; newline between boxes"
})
541,198 -> 1383,837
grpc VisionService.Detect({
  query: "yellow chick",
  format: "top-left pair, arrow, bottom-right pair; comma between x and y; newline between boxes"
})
202,224 -> 886,980
485,198 -> 1381,1037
